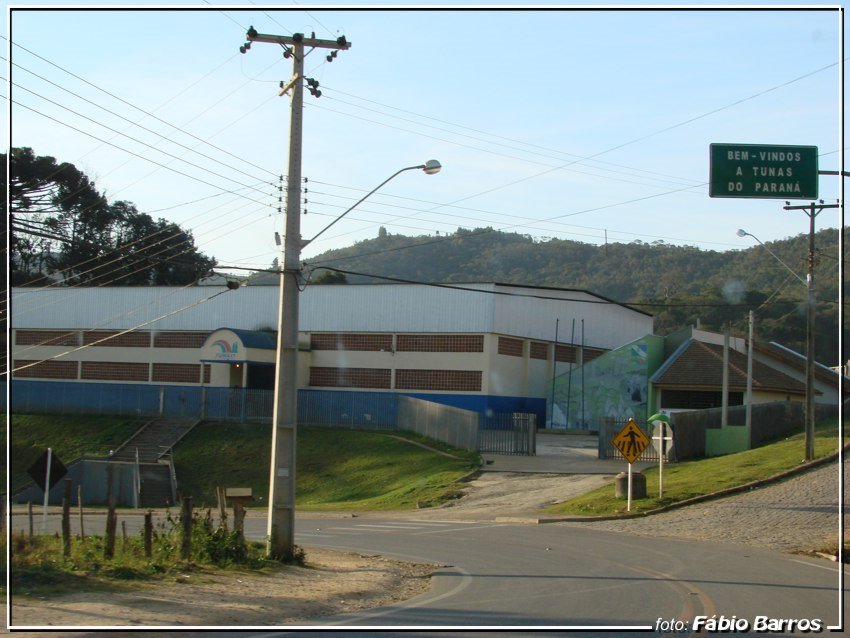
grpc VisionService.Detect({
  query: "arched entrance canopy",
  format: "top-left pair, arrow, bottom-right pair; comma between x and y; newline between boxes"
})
200,328 -> 276,389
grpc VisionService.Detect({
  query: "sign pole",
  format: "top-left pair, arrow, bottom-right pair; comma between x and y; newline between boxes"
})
658,424 -> 665,499
42,447 -> 52,533
627,461 -> 633,512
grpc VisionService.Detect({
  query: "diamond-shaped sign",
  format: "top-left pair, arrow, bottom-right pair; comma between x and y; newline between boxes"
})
612,419 -> 650,464
27,449 -> 68,492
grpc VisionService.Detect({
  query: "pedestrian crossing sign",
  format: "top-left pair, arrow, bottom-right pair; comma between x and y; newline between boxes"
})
612,418 -> 650,464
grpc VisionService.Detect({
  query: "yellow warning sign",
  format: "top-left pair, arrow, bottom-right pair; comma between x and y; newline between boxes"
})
612,418 -> 650,464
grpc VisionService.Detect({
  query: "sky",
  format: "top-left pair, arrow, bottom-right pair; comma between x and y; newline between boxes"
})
6,3 -> 845,278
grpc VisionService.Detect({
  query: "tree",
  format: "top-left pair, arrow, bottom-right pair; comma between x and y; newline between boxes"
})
6,147 -> 215,286
311,270 -> 348,285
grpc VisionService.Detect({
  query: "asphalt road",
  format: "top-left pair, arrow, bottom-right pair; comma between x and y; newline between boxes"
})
280,515 -> 845,633
11,511 -> 847,636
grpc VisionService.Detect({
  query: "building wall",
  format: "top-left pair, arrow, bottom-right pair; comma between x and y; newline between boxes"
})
10,284 -> 654,420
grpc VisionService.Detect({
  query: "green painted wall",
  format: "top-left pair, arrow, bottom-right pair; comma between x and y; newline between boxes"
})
551,335 -> 664,430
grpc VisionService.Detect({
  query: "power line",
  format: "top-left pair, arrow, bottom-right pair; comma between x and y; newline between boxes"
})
11,286 -> 235,373
12,99 -> 275,208
11,41 -> 280,180
13,84 -> 271,196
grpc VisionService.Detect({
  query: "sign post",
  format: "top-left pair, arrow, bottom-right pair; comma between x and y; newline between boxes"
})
27,448 -> 68,533
649,413 -> 674,499
612,418 -> 650,511
709,143 -> 818,200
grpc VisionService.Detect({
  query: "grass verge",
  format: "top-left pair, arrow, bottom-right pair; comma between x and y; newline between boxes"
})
545,421 -> 847,517
11,510 -> 286,596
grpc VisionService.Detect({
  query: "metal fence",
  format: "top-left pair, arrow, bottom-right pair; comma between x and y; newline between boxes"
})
398,395 -> 479,451
11,379 -> 537,454
478,413 -> 537,456
599,418 -> 663,462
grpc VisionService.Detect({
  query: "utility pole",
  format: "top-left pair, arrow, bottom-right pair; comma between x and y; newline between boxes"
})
240,27 -> 351,560
782,199 -> 840,462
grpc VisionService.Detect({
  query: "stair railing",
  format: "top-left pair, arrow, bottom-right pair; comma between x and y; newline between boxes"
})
160,446 -> 178,507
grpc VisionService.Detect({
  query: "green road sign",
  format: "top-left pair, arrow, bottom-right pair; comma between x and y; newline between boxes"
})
709,143 -> 818,200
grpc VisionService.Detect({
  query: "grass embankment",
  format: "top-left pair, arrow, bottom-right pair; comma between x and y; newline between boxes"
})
173,422 -> 478,510
546,421 -> 847,517
8,414 -> 142,492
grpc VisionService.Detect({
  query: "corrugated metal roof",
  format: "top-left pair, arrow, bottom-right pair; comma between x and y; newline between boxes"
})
10,282 -> 651,349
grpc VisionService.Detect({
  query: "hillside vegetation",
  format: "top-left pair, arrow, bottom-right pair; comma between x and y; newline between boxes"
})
258,227 -> 844,363
8,415 -> 477,510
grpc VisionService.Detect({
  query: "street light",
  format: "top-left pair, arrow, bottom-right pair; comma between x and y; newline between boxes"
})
267,159 -> 442,560
736,229 -> 806,286
302,160 -> 441,247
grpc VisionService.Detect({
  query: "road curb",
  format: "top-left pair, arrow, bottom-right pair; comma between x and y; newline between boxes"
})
535,442 -> 849,524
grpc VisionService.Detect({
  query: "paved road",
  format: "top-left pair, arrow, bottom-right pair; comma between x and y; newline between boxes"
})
277,515 -> 848,631
10,435 -> 847,634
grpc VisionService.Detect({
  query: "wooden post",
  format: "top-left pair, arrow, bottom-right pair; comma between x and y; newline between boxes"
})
61,479 -> 72,558
104,461 -> 116,559
77,484 -> 85,543
181,496 -> 193,560
233,502 -> 246,541
104,506 -> 116,559
144,511 -> 153,559
27,501 -> 33,539
121,520 -> 128,553
216,487 -> 228,532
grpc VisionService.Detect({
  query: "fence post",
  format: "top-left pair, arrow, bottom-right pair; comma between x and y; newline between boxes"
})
77,484 -> 85,543
61,479 -> 72,558
144,510 -> 153,558
180,496 -> 193,560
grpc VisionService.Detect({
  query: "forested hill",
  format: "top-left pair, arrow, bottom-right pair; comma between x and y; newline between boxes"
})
275,226 -> 844,364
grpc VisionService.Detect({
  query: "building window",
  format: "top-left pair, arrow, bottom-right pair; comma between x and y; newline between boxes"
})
309,367 -> 392,389
395,369 -> 482,392
13,359 -> 78,379
310,333 -> 393,352
152,363 -> 202,384
498,337 -> 524,357
80,361 -> 150,382
555,344 -> 577,363
83,331 -> 151,348
15,330 -> 79,347
154,331 -> 209,348
396,335 -> 484,353
530,342 -> 549,360
583,348 -> 606,363
660,390 -> 744,410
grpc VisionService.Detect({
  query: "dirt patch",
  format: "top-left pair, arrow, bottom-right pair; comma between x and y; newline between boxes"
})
356,471 -> 615,521
10,547 -> 436,629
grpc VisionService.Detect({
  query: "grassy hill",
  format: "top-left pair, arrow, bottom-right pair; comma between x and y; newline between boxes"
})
278,227 -> 843,363
7,415 -> 478,509
171,421 -> 477,509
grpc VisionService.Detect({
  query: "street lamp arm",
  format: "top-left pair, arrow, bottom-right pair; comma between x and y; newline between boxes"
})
736,229 -> 807,286
303,161 -> 441,247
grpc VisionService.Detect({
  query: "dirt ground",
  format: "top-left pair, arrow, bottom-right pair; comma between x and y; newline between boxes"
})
9,472 -> 606,631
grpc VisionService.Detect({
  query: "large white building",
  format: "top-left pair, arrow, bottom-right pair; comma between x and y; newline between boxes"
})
10,282 -> 654,422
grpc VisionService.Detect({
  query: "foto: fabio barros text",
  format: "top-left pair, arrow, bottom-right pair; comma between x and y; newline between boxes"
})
657,616 -> 823,633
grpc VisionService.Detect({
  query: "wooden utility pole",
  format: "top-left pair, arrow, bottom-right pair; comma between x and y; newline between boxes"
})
241,27 -> 351,560
783,200 -> 840,461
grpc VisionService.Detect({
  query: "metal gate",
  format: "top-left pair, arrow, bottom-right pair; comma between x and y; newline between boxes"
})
477,413 -> 537,456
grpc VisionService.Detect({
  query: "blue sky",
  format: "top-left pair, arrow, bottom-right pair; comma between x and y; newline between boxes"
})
6,3 -> 844,277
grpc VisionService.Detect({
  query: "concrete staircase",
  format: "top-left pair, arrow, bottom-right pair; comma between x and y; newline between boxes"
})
111,418 -> 199,507
111,418 -> 198,463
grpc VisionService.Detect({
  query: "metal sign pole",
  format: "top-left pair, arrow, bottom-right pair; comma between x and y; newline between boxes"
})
42,447 -> 52,533
627,462 -> 632,512
658,423 -> 665,499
